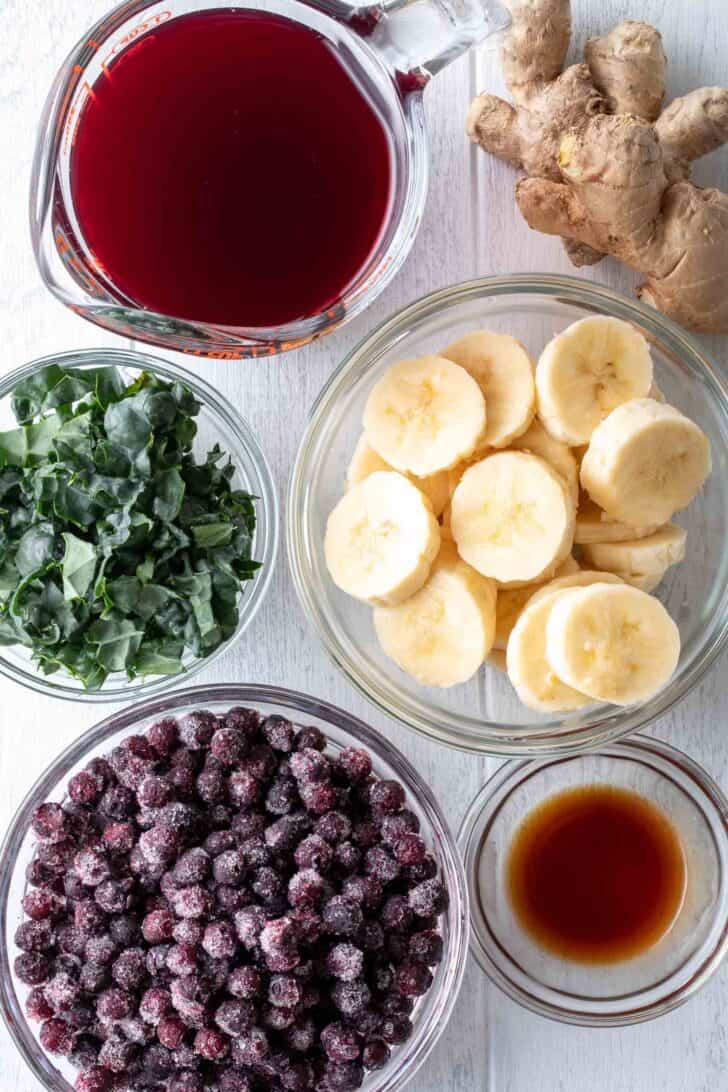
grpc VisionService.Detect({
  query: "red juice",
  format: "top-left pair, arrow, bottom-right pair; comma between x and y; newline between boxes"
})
70,9 -> 393,327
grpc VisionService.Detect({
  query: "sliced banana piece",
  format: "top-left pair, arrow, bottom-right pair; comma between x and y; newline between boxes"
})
536,316 -> 653,445
363,355 -> 486,476
451,452 -> 575,586
546,582 -> 680,705
510,419 -> 579,505
580,524 -> 687,589
506,590 -> 592,713
443,331 -> 536,449
580,398 -> 711,525
528,568 -> 623,608
324,471 -> 440,606
373,540 -> 496,687
346,435 -> 450,517
494,555 -> 580,651
574,494 -> 659,545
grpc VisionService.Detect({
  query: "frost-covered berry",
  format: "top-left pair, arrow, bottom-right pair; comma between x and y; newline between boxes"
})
321,1021 -> 361,1062
326,942 -> 364,982
147,717 -> 179,755
322,896 -> 362,937
226,965 -> 261,999
202,921 -> 236,959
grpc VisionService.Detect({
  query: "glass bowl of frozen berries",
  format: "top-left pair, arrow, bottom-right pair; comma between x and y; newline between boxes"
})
0,685 -> 467,1092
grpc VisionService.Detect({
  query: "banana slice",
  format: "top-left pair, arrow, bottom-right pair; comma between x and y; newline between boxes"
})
443,331 -> 536,449
536,316 -> 653,445
373,540 -> 496,687
506,590 -> 592,713
528,568 -> 623,608
324,471 -> 440,606
346,435 -> 450,517
451,452 -> 575,586
494,555 -> 580,650
574,494 -> 659,545
363,356 -> 486,476
580,524 -> 687,589
510,419 -> 579,505
580,398 -> 711,525
545,582 -> 680,705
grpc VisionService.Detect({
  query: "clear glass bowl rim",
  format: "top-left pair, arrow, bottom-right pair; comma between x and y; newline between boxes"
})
0,682 -> 469,1092
0,348 -> 279,702
457,733 -> 728,1027
287,272 -> 728,757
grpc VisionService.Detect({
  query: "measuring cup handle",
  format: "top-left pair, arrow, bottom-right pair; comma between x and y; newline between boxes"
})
354,0 -> 510,84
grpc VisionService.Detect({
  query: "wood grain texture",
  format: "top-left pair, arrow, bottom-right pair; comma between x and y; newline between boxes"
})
0,0 -> 726,1089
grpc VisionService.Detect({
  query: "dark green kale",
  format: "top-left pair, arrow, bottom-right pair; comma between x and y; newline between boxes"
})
0,365 -> 260,689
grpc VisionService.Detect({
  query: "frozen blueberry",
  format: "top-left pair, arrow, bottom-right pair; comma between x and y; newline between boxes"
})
323,1061 -> 365,1091
202,921 -> 236,959
178,711 -> 217,750
111,948 -> 147,990
323,897 -> 362,937
294,833 -> 332,873
14,919 -> 53,952
260,917 -> 300,972
409,929 -> 444,965
333,842 -> 360,874
408,877 -> 448,917
172,919 -> 203,946
68,771 -> 104,807
44,971 -> 80,1012
95,880 -> 131,915
331,979 -> 371,1017
337,748 -> 372,785
172,848 -> 211,887
85,935 -> 116,967
214,998 -> 255,1036
98,1037 -> 138,1073
261,715 -> 296,753
204,829 -> 236,856
380,1014 -> 413,1045
293,726 -> 325,752
326,942 -> 364,982
194,1027 -> 228,1061
138,775 -> 173,809
166,944 -> 198,977
170,1075 -> 204,1092
288,869 -> 325,909
251,866 -> 283,906
212,849 -> 246,886
395,961 -> 434,997
321,1021 -> 361,1062
147,718 -> 179,755
289,748 -> 331,785
227,769 -> 259,809
364,846 -> 399,884
170,885 -> 212,920
74,846 -> 111,888
22,887 -> 61,921
142,908 -> 175,944
109,914 -> 140,946
196,762 -> 226,805
26,986 -> 54,1023
32,803 -> 68,841
226,965 -> 261,1000
381,895 -> 413,931
139,987 -> 173,1026
368,780 -> 405,816
99,786 -> 135,821
97,988 -> 132,1023
14,952 -> 50,985
157,1015 -> 187,1049
265,776 -> 298,815
40,1016 -> 75,1055
75,1067 -> 110,1092
362,1038 -> 389,1070
393,832 -> 426,866
298,781 -> 338,815
342,875 -> 382,911
102,822 -> 135,855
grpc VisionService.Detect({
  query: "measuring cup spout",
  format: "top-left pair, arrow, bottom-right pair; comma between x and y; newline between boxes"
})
348,0 -> 510,85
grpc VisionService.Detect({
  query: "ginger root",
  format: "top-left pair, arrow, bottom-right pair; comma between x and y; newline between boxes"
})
468,0 -> 728,332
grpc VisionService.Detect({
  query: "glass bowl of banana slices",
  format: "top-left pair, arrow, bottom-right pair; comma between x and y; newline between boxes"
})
288,274 -> 728,755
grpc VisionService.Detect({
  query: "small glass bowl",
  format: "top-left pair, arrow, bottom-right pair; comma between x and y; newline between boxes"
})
458,735 -> 728,1026
0,349 -> 278,701
288,274 -> 728,756
0,684 -> 468,1092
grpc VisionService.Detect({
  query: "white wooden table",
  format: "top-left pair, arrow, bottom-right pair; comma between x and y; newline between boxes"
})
1,1 -> 727,1089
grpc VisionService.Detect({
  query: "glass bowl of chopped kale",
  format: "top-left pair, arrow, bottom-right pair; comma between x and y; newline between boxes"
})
0,349 -> 277,700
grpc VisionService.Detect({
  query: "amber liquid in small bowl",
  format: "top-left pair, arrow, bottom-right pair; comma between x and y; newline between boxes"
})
506,785 -> 687,964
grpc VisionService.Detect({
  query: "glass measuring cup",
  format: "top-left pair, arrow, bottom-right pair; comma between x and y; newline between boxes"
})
30,0 -> 508,358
